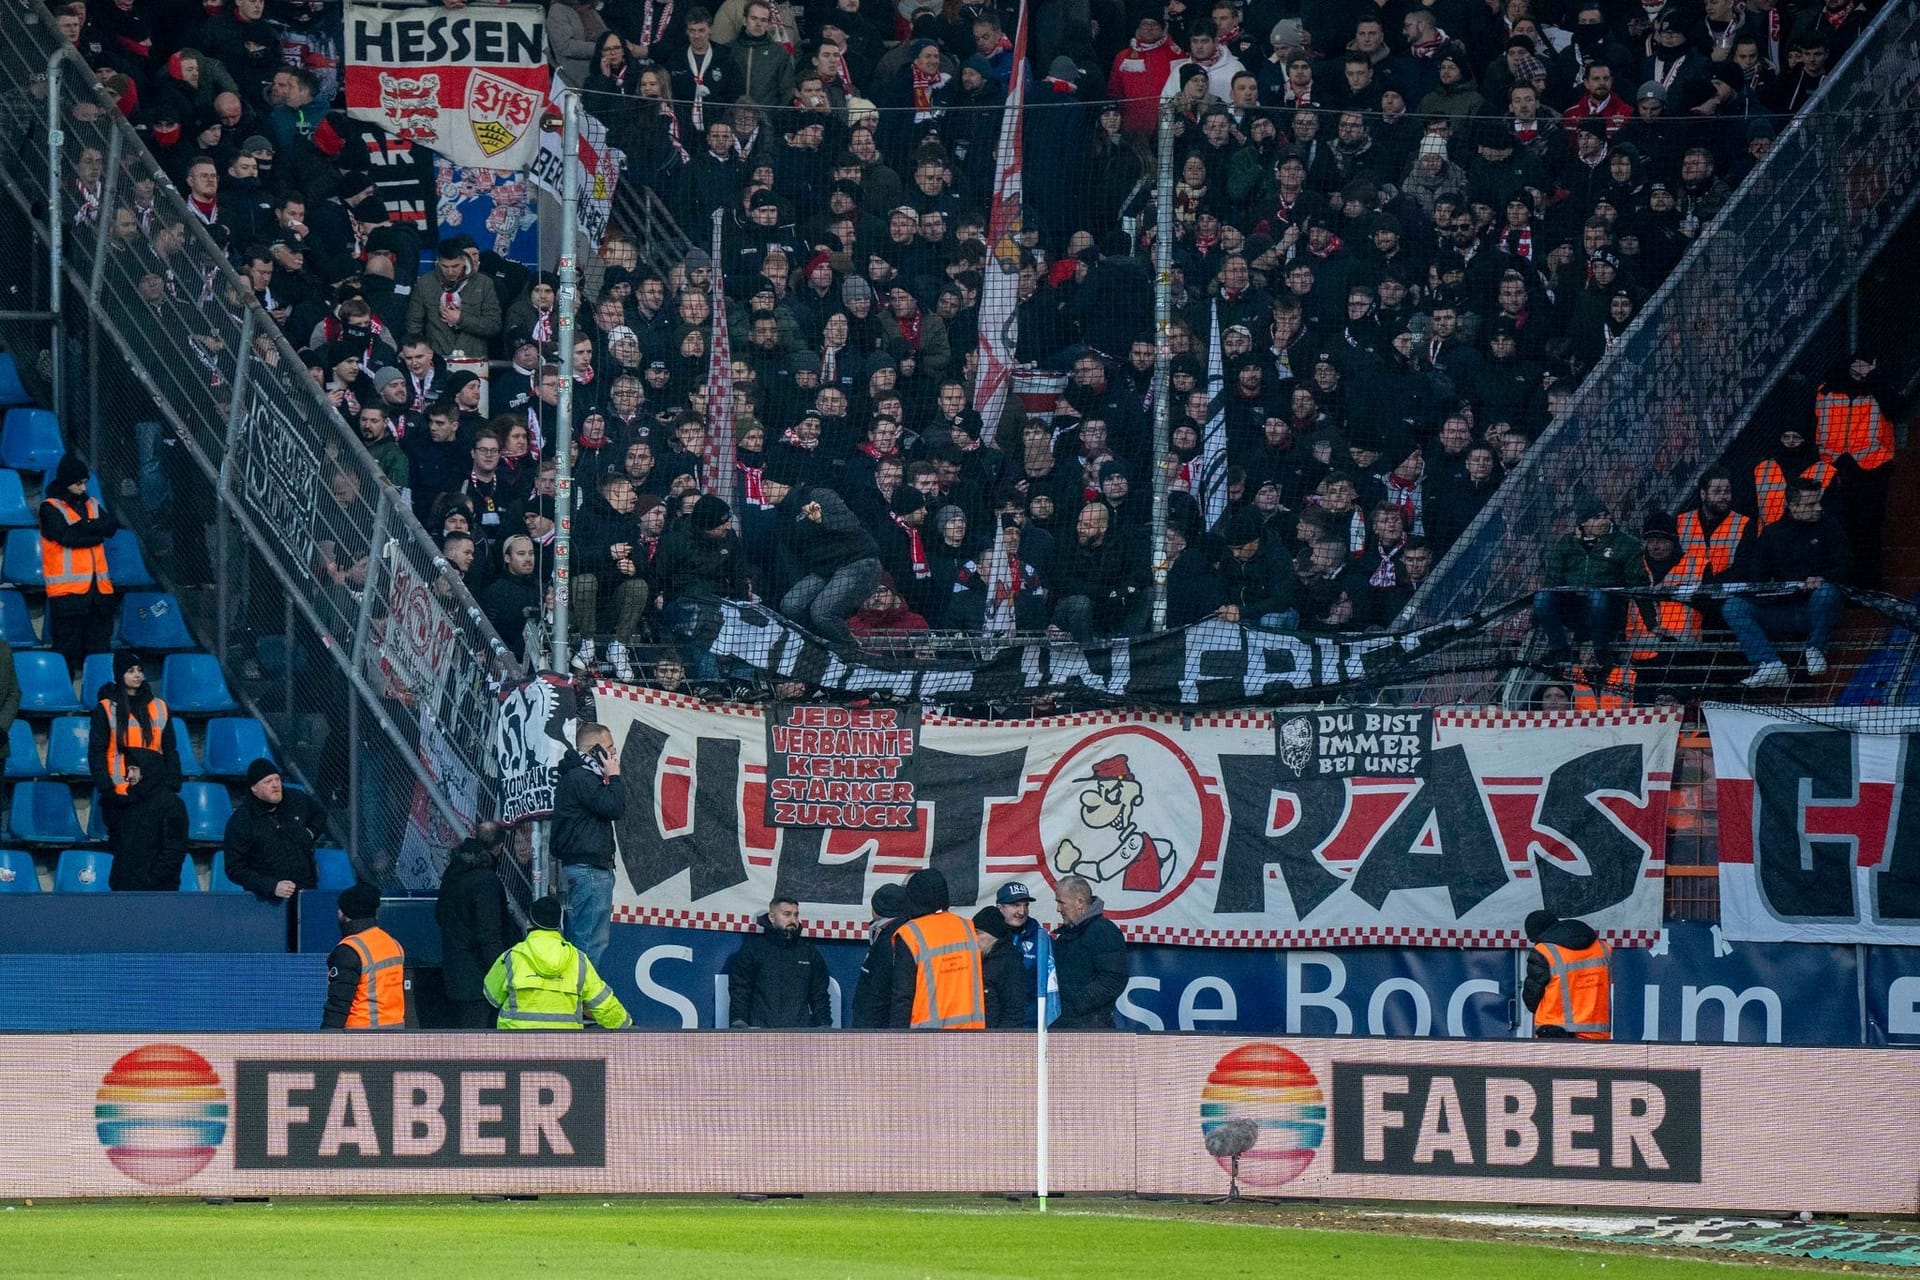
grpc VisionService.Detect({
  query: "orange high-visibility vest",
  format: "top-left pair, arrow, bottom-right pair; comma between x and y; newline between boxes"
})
97,695 -> 169,796
41,499 -> 113,597
1753,458 -> 1838,525
1814,388 -> 1894,471
1572,666 -> 1633,710
343,926 -> 408,1029
898,913 -> 986,1030
1648,508 -> 1749,643
1533,938 -> 1612,1039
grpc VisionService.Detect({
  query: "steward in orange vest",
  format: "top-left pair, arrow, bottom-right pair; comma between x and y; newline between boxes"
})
323,883 -> 409,1029
38,453 -> 119,678
1815,353 -> 1896,588
1523,910 -> 1611,1040
1753,425 -> 1837,526
89,650 -> 188,891
888,868 -> 987,1029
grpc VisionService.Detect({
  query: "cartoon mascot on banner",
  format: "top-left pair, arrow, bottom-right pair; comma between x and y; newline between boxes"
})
1053,754 -> 1177,892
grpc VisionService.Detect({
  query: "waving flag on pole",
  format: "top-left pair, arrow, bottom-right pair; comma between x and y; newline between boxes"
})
974,0 -> 1030,435
703,209 -> 736,510
1035,924 -> 1061,1028
1196,299 -> 1229,528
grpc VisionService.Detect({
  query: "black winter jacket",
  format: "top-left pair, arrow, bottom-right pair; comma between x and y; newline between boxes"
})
1052,903 -> 1129,1029
982,936 -> 1032,1030
725,915 -> 832,1028
552,751 -> 624,870
850,916 -> 903,1028
435,852 -> 512,1001
222,788 -> 329,901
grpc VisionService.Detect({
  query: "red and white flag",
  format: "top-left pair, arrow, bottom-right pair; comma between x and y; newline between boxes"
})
973,0 -> 1030,435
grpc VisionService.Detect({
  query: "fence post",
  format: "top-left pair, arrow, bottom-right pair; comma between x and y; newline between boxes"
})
348,490 -> 393,865
215,309 -> 257,667
1148,96 -> 1177,631
85,126 -> 121,465
45,47 -> 64,425
550,92 -> 581,673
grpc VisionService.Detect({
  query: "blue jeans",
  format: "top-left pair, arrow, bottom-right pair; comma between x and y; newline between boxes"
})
1532,589 -> 1622,656
1721,584 -> 1843,666
561,863 -> 614,970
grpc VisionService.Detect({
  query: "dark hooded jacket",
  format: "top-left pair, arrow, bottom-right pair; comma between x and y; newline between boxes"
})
725,912 -> 832,1028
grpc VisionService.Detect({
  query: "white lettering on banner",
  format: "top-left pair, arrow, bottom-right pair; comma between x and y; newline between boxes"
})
493,676 -> 573,825
1679,984 -> 1782,1043
636,945 -> 699,1028
237,381 -> 319,577
378,559 -> 457,702
1889,975 -> 1920,1035
594,687 -> 1680,949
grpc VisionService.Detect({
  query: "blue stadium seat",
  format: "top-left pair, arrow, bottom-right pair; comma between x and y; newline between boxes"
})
171,718 -> 204,779
15,650 -> 79,714
118,591 -> 194,651
4,720 -> 43,779
79,652 -> 112,702
44,715 -> 89,778
103,531 -> 154,590
203,718 -> 269,779
162,654 -> 238,714
0,847 -> 36,891
180,781 -> 233,844
178,856 -> 202,892
0,469 -> 33,527
0,354 -> 31,408
54,848 -> 111,892
314,846 -> 356,891
4,528 -> 42,589
208,848 -> 245,894
0,588 -> 40,647
1,411 -> 64,474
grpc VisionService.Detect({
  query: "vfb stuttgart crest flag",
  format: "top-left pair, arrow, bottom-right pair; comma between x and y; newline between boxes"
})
345,4 -> 550,170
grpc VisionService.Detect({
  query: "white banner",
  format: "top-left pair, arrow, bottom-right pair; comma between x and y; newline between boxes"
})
344,4 -> 550,170
526,75 -> 623,249
1706,703 -> 1920,945
596,686 -> 1677,948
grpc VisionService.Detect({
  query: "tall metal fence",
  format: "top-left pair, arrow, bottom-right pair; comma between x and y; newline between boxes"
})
1402,0 -> 1920,630
0,4 -> 517,891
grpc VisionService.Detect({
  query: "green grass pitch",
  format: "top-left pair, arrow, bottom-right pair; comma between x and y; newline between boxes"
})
0,1197 -> 1847,1277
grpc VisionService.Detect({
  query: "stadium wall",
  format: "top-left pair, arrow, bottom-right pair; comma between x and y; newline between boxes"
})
12,1033 -> 1917,1210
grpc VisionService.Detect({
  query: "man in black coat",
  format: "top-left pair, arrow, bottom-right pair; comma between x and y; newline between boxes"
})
434,822 -> 511,1028
759,454 -> 883,644
972,906 -> 1032,1029
1723,477 -> 1851,688
725,896 -> 832,1028
553,722 -> 625,969
850,882 -> 910,1028
222,758 -> 329,902
1051,874 -> 1128,1030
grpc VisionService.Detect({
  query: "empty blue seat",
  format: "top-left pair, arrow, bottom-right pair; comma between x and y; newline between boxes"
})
2,411 -> 64,474
180,781 -> 233,844
79,652 -> 112,702
315,846 -> 356,891
208,848 -> 245,893
118,591 -> 194,651
4,528 -> 42,589
4,720 -> 43,779
44,715 -> 89,778
171,718 -> 204,779
178,856 -> 202,892
54,847 -> 110,892
0,469 -> 32,528
0,354 -> 31,408
162,654 -> 238,714
0,588 -> 40,647
0,846 -> 36,891
103,531 -> 154,590
15,650 -> 79,714
204,718 -> 269,778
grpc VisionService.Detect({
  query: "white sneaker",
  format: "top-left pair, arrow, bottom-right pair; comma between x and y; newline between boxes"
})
1804,649 -> 1828,676
1742,661 -> 1790,689
608,640 -> 635,683
570,638 -> 596,673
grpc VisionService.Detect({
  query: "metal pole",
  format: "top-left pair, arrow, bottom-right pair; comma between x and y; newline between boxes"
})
216,311 -> 258,667
1147,97 -> 1177,631
45,49 -> 64,425
348,491 -> 392,866
86,127 -> 121,466
1848,286 -> 1860,353
550,92 -> 581,674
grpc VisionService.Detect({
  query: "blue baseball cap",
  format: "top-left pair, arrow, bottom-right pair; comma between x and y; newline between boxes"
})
996,881 -> 1035,905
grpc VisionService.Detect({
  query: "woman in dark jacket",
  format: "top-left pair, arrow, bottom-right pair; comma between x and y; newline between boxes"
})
88,649 -> 188,892
434,824 -> 511,1028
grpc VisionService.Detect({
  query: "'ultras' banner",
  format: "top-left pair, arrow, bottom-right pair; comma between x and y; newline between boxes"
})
684,598 -> 1515,707
596,685 -> 1677,947
1706,704 -> 1920,945
345,4 -> 549,170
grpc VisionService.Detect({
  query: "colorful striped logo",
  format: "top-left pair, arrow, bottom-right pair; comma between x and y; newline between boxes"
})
95,1044 -> 228,1186
1199,1043 -> 1326,1187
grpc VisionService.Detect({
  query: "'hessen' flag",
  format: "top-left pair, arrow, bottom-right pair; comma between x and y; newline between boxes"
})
1196,299 -> 1229,527
973,0 -> 1031,436
703,218 -> 736,509
1035,924 -> 1061,1028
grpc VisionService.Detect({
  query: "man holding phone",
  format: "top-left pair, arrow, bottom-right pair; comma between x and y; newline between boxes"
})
552,722 -> 626,968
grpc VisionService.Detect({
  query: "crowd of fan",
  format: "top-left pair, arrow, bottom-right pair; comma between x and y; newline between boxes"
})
50,0 -> 1879,672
